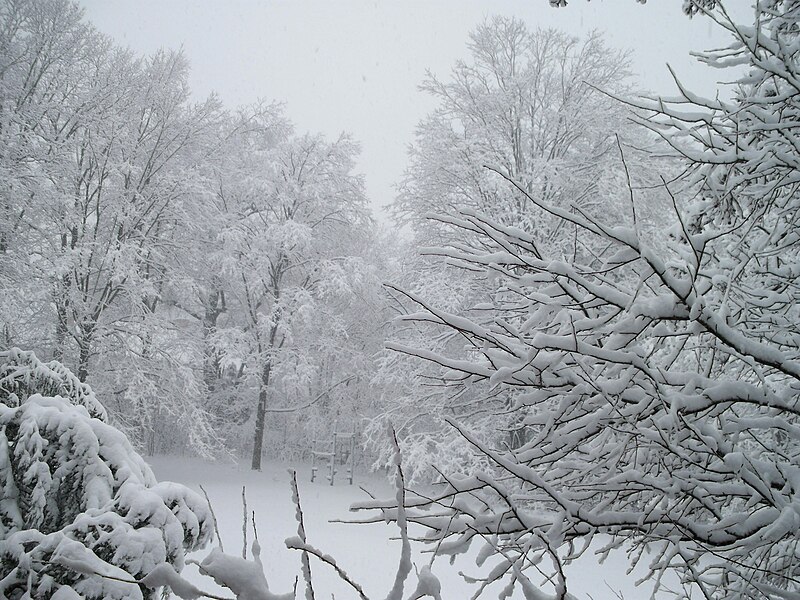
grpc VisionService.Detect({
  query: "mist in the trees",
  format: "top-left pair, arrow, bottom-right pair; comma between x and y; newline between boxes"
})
0,1 -> 797,599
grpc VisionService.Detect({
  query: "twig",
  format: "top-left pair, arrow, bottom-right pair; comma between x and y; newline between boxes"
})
199,485 -> 224,552
266,376 -> 356,413
289,469 -> 316,600
384,427 -> 412,600
615,133 -> 638,240
36,558 -> 234,600
285,538 -> 370,600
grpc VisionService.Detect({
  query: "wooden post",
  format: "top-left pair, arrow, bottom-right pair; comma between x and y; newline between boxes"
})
329,432 -> 337,486
310,435 -> 317,483
348,432 -> 355,485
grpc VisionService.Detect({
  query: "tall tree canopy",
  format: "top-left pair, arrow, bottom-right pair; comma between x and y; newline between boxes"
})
0,0 -> 383,465
373,19 -> 675,480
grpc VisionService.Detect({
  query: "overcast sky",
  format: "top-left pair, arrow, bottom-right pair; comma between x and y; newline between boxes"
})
78,0 -> 751,220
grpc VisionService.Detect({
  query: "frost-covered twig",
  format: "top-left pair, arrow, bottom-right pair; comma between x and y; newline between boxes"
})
384,428 -> 412,600
200,484 -> 224,553
614,133 -> 639,242
266,376 -> 356,413
289,469 -> 316,600
284,537 -> 370,600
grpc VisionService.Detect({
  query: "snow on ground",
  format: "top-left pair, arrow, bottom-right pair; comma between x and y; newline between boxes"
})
149,456 -> 673,600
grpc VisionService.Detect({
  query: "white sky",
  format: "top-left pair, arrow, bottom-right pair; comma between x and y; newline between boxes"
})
78,0 -> 752,220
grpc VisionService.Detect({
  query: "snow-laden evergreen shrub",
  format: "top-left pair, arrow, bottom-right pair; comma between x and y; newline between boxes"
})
0,348 -> 213,599
0,348 -> 106,421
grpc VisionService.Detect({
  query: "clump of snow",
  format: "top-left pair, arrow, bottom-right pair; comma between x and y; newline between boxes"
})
140,563 -> 205,600
407,565 -> 442,600
199,545 -> 294,600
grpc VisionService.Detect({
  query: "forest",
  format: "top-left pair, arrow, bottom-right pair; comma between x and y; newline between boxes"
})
0,0 -> 798,599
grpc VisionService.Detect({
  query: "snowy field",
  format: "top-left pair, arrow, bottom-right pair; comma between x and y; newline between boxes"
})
150,457 -> 669,600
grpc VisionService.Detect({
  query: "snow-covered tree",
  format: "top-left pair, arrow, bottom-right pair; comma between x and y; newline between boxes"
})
0,0 -> 105,358
193,123 -> 372,470
375,19 -> 676,480
369,2 -> 800,599
0,1 -> 232,458
394,19 -> 665,251
0,348 -> 213,599
0,0 -> 388,464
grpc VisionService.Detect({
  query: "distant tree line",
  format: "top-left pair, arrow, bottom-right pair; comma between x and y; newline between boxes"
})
0,0 -> 387,469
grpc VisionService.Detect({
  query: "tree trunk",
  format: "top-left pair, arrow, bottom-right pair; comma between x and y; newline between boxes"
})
77,341 -> 90,382
250,360 -> 272,471
53,276 -> 69,361
77,321 -> 94,382
53,231 -> 70,361
202,290 -> 225,403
